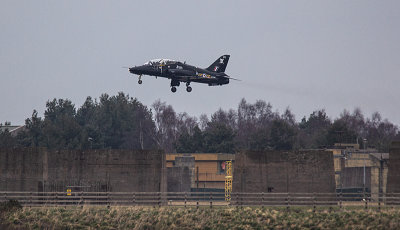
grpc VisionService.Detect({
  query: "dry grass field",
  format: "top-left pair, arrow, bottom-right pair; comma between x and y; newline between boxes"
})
2,204 -> 400,229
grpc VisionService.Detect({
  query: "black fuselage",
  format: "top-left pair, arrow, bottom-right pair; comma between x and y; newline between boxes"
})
128,55 -> 232,93
129,62 -> 229,86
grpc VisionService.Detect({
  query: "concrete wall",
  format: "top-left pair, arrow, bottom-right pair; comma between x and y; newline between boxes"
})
387,142 -> 400,193
0,148 -> 166,192
233,150 -> 336,193
175,155 -> 195,188
167,155 -> 194,192
0,148 -> 44,191
167,167 -> 191,192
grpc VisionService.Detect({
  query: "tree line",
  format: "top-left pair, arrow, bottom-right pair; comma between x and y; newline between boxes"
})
1,92 -> 399,152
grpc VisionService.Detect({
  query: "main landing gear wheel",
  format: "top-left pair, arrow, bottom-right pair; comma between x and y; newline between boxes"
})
138,79 -> 142,84
185,82 -> 192,92
171,86 -> 177,93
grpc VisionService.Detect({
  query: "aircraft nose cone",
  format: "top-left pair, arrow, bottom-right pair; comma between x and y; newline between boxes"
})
129,67 -> 137,74
129,66 -> 147,75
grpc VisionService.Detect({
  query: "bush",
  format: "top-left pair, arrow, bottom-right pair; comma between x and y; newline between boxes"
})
3,206 -> 400,229
0,200 -> 22,214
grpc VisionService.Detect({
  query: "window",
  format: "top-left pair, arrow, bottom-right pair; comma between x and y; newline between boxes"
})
218,161 -> 226,174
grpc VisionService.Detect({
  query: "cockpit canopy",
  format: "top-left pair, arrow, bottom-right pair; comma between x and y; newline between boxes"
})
144,59 -> 177,66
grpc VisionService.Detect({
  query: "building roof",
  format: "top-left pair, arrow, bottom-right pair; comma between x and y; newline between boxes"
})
0,125 -> 25,136
370,152 -> 389,160
333,143 -> 360,150
167,153 -> 235,161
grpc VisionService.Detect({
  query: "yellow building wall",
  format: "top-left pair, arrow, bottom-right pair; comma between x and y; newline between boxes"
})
166,153 -> 234,189
334,158 -> 341,172
330,149 -> 388,198
371,167 -> 379,198
344,153 -> 371,168
195,161 -> 218,174
335,174 -> 340,188
383,167 -> 388,195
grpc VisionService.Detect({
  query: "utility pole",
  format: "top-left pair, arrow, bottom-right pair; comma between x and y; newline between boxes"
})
379,153 -> 383,204
139,121 -> 144,150
363,138 -> 367,195
196,166 -> 199,189
88,137 -> 93,149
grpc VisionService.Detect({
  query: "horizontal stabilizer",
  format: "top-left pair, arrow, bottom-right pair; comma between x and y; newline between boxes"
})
225,76 -> 241,81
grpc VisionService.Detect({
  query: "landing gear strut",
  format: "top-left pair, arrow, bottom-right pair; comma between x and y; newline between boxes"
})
138,75 -> 142,84
170,79 -> 180,93
186,82 -> 192,92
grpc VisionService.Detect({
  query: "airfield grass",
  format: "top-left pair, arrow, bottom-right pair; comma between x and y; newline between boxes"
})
2,205 -> 400,229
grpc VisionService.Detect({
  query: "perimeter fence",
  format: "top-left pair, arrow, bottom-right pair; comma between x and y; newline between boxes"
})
1,191 -> 400,209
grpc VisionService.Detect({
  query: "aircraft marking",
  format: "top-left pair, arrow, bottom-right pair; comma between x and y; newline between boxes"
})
197,73 -> 211,78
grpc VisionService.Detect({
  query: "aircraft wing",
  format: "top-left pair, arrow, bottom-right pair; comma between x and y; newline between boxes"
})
214,74 -> 241,81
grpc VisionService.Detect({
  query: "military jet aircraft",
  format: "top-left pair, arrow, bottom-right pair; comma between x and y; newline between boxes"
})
128,55 -> 237,92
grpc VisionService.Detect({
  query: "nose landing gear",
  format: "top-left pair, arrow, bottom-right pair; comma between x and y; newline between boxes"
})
171,87 -> 177,93
138,75 -> 142,84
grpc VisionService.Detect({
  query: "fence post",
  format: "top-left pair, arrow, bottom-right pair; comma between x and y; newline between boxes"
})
158,192 -> 161,207
235,193 -> 238,209
30,192 -> 32,208
313,192 -> 316,213
210,192 -> 213,209
107,192 -> 110,208
80,191 -> 83,208
196,191 -> 199,210
390,193 -> 394,209
133,192 -> 136,206
286,193 -> 290,211
184,192 -> 187,208
55,192 -> 58,207
262,192 -> 264,208
339,192 -> 342,210
378,192 -> 381,211
241,193 -> 243,209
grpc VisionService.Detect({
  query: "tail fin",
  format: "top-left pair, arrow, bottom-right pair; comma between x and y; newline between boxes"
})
206,55 -> 230,73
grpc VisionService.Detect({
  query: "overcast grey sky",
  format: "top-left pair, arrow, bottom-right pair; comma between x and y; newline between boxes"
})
1,1 -> 399,126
